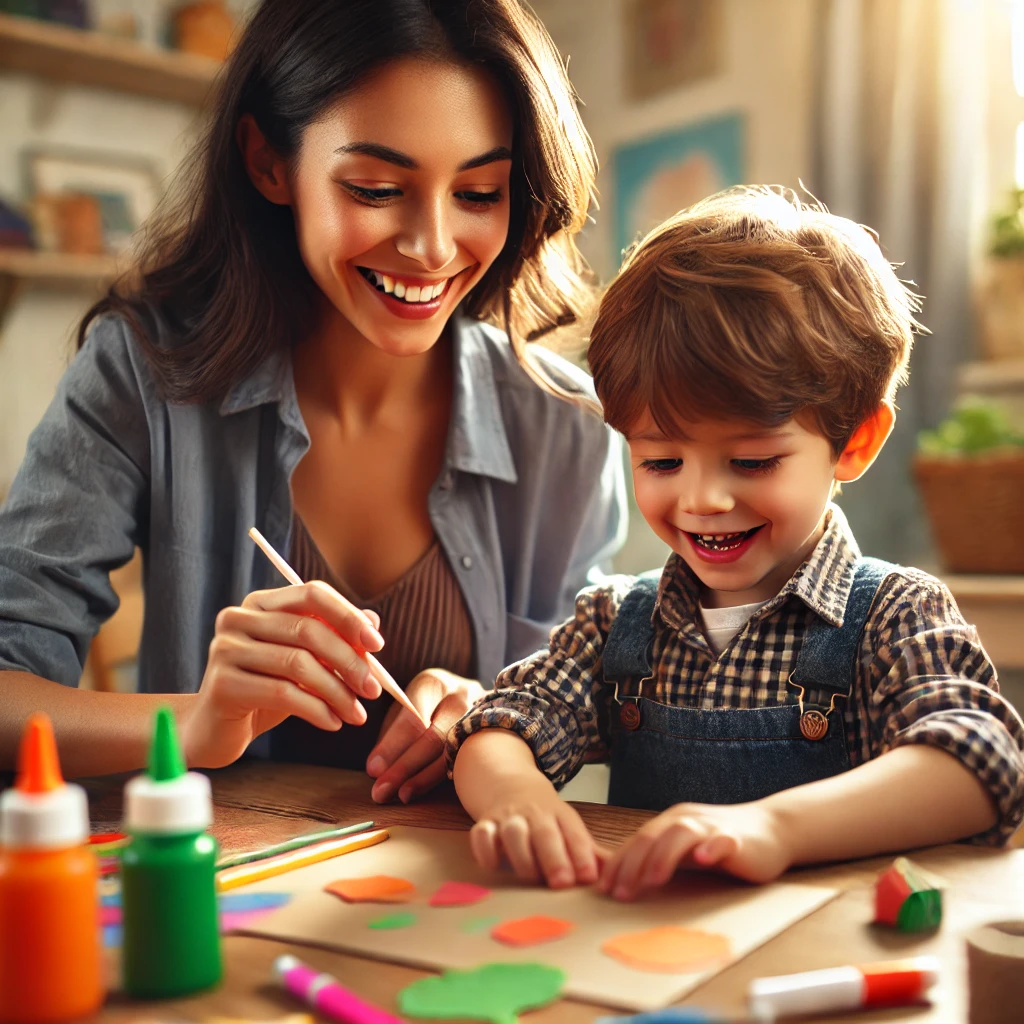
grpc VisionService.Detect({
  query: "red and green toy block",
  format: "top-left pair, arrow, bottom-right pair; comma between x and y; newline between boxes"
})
874,857 -> 943,932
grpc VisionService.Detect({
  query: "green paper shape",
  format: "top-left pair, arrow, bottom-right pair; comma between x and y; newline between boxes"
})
896,889 -> 942,932
398,962 -> 566,1024
149,706 -> 185,781
368,911 -> 417,930
461,916 -> 502,934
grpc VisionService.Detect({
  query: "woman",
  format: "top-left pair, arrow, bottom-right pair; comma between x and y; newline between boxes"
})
0,0 -> 625,801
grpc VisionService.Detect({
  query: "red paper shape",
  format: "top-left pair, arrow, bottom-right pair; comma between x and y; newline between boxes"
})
428,881 -> 492,908
490,914 -> 574,947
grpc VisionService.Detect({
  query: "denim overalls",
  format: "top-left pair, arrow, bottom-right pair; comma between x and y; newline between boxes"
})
605,557 -> 896,810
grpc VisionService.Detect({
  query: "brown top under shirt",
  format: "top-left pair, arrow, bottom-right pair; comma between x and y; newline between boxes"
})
268,514 -> 475,769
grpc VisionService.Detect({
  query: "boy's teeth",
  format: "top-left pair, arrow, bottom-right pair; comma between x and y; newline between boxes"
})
406,285 -> 421,302
394,281 -> 406,298
383,274 -> 395,293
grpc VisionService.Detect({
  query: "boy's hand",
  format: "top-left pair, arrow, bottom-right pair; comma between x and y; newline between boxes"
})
470,783 -> 600,889
598,801 -> 792,899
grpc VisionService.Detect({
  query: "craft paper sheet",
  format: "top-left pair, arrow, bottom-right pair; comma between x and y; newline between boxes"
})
236,825 -> 837,1011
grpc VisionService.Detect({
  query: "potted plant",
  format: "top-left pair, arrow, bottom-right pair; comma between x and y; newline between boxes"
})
979,188 -> 1024,361
914,399 -> 1024,573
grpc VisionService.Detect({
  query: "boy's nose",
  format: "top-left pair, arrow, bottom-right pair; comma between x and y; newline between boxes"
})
678,474 -> 734,517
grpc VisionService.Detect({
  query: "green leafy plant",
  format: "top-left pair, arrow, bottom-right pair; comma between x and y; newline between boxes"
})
991,189 -> 1024,257
917,399 -> 1024,456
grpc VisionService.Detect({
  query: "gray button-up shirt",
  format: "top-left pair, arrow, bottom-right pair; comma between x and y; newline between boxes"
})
0,311 -> 627,757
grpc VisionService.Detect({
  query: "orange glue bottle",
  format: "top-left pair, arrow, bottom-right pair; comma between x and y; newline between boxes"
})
0,713 -> 104,1022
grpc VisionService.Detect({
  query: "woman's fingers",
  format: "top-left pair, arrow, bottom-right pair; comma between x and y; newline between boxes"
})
396,755 -> 447,805
366,687 -> 439,779
370,723 -> 442,803
246,581 -> 385,657
218,665 -> 343,731
212,629 -> 367,726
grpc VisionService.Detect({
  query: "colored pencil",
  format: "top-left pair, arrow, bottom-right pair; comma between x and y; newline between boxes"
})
216,821 -> 376,871
248,527 -> 426,726
216,827 -> 390,892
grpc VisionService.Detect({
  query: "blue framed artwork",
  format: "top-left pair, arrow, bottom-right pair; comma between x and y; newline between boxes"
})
613,112 -> 745,266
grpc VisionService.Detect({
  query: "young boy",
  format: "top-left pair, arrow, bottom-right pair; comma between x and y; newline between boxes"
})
446,186 -> 1024,900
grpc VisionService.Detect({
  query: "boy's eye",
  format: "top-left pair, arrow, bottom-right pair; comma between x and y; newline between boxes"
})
732,456 -> 781,474
344,184 -> 402,202
639,458 -> 682,474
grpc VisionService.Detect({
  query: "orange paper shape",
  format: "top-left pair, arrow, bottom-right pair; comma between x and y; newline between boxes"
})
490,914 -> 574,947
601,926 -> 732,974
325,875 -> 416,903
428,881 -> 491,908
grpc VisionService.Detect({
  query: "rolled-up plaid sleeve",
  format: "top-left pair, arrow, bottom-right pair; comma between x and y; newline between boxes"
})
864,572 -> 1024,844
446,577 -> 632,788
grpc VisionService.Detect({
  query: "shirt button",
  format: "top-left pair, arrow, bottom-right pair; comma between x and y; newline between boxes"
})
460,555 -> 473,569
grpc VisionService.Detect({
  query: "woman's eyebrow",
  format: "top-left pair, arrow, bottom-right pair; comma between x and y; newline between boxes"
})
334,142 -> 512,171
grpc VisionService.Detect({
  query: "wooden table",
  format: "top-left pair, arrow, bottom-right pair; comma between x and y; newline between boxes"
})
82,762 -> 1024,1023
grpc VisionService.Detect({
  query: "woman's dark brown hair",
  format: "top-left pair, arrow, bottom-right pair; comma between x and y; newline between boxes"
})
80,0 -> 597,403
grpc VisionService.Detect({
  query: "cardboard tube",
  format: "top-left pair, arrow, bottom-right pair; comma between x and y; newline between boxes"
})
967,920 -> 1024,1024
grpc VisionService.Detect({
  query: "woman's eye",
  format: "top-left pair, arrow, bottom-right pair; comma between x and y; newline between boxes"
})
344,184 -> 402,202
639,458 -> 682,474
732,456 -> 781,475
455,190 -> 503,207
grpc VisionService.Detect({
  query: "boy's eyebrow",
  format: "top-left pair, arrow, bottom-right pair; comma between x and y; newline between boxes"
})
334,142 -> 513,171
627,428 -> 795,442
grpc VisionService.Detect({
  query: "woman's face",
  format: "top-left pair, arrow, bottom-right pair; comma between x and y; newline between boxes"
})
288,58 -> 514,357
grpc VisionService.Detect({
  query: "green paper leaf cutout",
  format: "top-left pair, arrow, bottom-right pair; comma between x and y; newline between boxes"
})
368,911 -> 417,930
398,962 -> 566,1024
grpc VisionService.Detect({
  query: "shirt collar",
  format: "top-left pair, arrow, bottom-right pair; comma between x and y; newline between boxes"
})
218,314 -> 517,484
656,502 -> 860,633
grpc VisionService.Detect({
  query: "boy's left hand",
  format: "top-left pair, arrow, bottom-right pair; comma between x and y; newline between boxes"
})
597,801 -> 792,899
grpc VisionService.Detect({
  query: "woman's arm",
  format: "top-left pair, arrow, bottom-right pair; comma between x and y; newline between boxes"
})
0,670 -> 194,776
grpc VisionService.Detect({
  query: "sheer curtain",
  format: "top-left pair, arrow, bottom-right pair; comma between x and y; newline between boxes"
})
810,0 -> 987,563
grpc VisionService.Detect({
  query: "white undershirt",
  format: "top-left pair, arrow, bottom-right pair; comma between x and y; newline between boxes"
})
699,599 -> 770,655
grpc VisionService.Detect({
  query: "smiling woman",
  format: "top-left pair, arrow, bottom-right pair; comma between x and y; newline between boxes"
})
0,0 -> 627,795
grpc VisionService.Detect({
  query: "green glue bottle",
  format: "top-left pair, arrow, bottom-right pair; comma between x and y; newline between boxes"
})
121,706 -> 222,998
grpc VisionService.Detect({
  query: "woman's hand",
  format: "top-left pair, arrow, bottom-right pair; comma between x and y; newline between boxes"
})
180,581 -> 385,768
366,669 -> 485,804
597,801 -> 792,899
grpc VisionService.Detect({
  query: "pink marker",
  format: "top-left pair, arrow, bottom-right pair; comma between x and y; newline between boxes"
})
273,954 -> 405,1024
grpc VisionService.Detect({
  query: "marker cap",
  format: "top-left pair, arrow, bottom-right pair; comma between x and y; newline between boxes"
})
0,712 -> 89,849
124,707 -> 212,834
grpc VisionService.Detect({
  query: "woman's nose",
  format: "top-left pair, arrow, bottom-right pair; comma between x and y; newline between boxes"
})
395,196 -> 457,272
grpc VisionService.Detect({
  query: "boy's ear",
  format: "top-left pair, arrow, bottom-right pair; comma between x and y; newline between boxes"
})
834,401 -> 896,483
236,113 -> 292,206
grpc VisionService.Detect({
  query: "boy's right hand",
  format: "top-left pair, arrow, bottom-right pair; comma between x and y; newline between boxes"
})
470,785 -> 600,889
181,581 -> 385,768
455,729 -> 601,889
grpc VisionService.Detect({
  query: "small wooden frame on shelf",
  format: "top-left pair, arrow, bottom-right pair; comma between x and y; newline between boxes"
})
0,12 -> 220,106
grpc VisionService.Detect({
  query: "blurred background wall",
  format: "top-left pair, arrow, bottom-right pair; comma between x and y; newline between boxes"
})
2,0 -> 1024,699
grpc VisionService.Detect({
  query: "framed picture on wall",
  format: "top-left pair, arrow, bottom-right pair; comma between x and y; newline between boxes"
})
624,0 -> 724,101
612,112 -> 744,266
23,146 -> 162,254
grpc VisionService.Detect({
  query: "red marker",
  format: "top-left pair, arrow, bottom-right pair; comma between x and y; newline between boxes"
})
747,956 -> 939,1019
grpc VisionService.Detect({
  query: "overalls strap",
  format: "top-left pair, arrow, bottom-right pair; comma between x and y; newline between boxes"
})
602,571 -> 660,685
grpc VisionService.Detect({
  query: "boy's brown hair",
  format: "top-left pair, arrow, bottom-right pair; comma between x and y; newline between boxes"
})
588,185 -> 922,455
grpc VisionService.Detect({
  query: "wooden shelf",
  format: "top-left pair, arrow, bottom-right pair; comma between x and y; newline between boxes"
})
0,12 -> 220,105
0,247 -> 120,286
958,359 -> 1024,395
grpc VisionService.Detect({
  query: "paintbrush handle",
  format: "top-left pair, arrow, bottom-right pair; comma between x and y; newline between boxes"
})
248,527 -> 427,726
215,820 -> 376,871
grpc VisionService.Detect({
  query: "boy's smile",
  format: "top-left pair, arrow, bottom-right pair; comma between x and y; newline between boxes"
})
627,412 -> 839,608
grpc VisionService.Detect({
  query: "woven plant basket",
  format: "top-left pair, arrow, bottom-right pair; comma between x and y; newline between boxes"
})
913,449 -> 1024,574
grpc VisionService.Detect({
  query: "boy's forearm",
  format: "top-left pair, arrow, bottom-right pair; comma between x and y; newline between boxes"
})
765,744 -> 998,866
453,728 -> 556,820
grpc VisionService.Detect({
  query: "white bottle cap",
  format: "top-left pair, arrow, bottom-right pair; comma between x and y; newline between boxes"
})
0,783 -> 90,850
124,771 -> 213,834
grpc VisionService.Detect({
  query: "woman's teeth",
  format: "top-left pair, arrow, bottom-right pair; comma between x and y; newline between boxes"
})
359,267 -> 448,303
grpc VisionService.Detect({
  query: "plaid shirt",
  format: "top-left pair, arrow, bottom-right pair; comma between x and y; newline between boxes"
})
448,505 -> 1024,844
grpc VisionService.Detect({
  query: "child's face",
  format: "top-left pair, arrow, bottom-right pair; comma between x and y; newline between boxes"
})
627,411 -> 838,608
